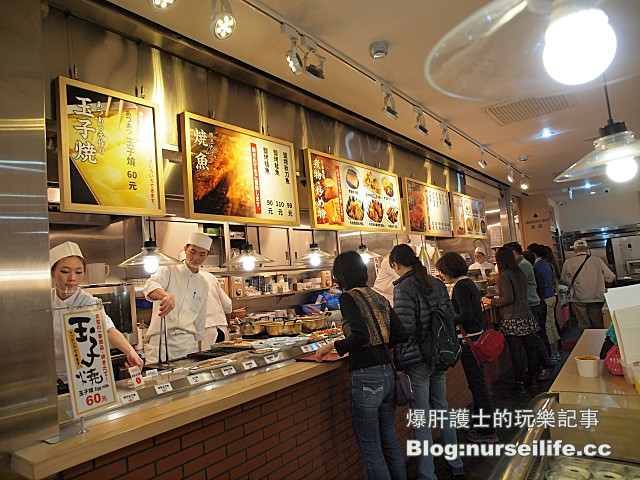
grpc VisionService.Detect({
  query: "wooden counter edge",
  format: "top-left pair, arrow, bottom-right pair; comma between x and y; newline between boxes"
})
12,361 -> 343,480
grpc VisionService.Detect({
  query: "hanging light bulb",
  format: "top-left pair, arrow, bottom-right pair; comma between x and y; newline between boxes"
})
119,218 -> 181,274
210,0 -> 236,40
296,243 -> 334,267
507,165 -> 515,183
223,243 -> 274,271
358,244 -> 382,264
543,4 -> 616,85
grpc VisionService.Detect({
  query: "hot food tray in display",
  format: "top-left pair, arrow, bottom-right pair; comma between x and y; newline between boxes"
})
188,358 -> 236,373
187,346 -> 251,361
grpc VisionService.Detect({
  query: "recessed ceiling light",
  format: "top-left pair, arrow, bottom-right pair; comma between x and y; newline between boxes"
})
369,41 -> 388,59
149,0 -> 176,10
539,127 -> 554,139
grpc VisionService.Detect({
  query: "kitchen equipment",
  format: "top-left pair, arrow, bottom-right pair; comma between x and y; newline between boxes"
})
85,263 -> 110,285
606,236 -> 640,279
282,320 -> 302,335
265,322 -> 285,336
239,322 -> 265,336
302,303 -> 323,314
299,315 -> 327,332
84,284 -> 137,345
226,307 -> 247,321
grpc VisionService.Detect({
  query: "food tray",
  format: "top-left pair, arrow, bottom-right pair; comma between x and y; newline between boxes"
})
249,347 -> 279,356
188,357 -> 236,373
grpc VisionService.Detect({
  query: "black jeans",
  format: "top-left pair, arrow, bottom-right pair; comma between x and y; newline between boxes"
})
505,334 -> 540,386
460,343 -> 495,434
530,302 -> 553,369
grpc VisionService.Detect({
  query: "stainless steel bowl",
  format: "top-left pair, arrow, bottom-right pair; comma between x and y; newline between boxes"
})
240,322 -> 265,336
265,322 -> 285,336
299,315 -> 326,332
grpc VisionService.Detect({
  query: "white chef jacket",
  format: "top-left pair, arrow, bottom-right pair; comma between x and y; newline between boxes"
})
142,264 -> 208,341
51,288 -> 115,381
469,261 -> 494,279
202,272 -> 232,328
373,256 -> 399,306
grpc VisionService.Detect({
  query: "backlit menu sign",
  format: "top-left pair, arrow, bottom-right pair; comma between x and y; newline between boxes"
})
403,178 -> 452,237
450,192 -> 488,239
305,149 -> 403,233
181,113 -> 299,226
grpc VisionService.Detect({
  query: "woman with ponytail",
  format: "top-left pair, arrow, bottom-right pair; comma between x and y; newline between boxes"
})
390,244 -> 464,479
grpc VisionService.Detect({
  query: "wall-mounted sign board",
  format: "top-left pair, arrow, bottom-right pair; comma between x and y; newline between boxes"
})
403,178 -> 452,237
450,192 -> 488,239
181,112 -> 299,226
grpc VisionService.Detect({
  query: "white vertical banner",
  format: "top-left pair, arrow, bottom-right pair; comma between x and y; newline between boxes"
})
61,302 -> 117,418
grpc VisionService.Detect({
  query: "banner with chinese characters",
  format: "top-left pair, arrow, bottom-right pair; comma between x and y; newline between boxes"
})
450,192 -> 488,239
180,113 -> 299,226
403,178 -> 452,237
61,302 -> 117,418
305,149 -> 403,233
56,77 -> 165,216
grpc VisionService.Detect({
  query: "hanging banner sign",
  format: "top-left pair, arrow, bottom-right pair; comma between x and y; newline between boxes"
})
450,192 -> 488,239
61,302 -> 118,418
403,178 -> 452,237
56,77 -> 165,216
305,149 -> 403,233
180,112 -> 300,226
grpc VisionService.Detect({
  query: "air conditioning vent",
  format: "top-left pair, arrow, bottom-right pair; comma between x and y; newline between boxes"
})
485,94 -> 577,126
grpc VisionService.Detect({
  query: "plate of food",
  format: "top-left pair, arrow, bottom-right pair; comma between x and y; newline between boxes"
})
364,171 -> 381,195
473,218 -> 480,234
466,217 -> 473,233
345,168 -> 359,189
188,357 -> 236,373
386,206 -> 399,224
382,177 -> 394,197
480,220 -> 487,234
367,200 -> 383,223
249,347 -> 279,356
346,196 -> 364,220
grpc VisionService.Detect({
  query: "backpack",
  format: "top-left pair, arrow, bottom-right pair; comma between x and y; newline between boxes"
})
420,304 -> 461,371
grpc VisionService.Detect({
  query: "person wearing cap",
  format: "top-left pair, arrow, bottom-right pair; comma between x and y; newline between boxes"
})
50,241 -> 143,382
469,246 -> 494,279
373,255 -> 399,306
561,239 -> 615,330
202,272 -> 233,347
142,232 -> 212,363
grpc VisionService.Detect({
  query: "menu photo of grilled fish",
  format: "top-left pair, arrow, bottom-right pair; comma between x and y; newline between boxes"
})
345,168 -> 359,189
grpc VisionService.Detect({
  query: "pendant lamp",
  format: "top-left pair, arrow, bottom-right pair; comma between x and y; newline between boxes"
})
295,230 -> 334,267
418,238 -> 432,271
118,217 -> 181,274
223,243 -> 274,271
357,232 -> 382,264
555,81 -> 640,184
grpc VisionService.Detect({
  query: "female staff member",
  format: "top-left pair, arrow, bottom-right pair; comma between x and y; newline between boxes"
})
390,244 -> 464,479
50,242 -> 143,382
316,251 -> 406,480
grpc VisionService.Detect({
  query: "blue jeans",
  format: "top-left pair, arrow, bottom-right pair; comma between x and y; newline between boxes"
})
351,364 -> 406,480
407,364 -> 463,480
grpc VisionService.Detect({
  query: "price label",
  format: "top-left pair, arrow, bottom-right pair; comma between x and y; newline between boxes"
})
82,392 -> 106,408
154,383 -> 173,395
301,344 -> 315,353
187,374 -> 203,385
120,391 -> 140,404
242,360 -> 258,370
145,369 -> 159,378
221,366 -> 236,376
128,365 -> 145,388
264,353 -> 279,364
316,340 -> 328,346
334,334 -> 346,341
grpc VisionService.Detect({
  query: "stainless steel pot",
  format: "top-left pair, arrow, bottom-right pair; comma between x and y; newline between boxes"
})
282,321 -> 302,335
240,322 -> 265,336
299,315 -> 326,332
265,322 -> 285,336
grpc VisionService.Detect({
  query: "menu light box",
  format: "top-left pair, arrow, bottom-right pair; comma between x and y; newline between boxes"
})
402,177 -> 452,237
450,192 -> 488,239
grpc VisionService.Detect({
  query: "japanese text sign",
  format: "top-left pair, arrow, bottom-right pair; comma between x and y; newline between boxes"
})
450,192 -> 488,239
305,149 -> 403,233
56,77 -> 165,216
61,303 -> 117,418
180,112 -> 299,226
403,178 -> 452,237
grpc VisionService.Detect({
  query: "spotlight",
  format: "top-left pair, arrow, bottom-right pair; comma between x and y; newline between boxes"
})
149,0 -> 176,10
478,146 -> 487,169
507,166 -> 515,183
381,85 -> 398,120
568,188 -> 573,200
413,106 -> 428,136
301,36 -> 325,81
281,24 -> 303,74
210,0 -> 236,40
440,122 -> 452,149
520,174 -> 529,190
369,41 -> 388,59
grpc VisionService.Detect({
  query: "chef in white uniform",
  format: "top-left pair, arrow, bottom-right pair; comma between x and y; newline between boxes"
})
202,272 -> 233,347
142,232 -> 212,363
50,241 -> 143,382
469,246 -> 495,279
373,255 -> 399,306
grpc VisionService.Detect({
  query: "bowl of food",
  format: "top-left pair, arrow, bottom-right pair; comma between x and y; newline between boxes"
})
367,200 -> 383,223
346,196 -> 364,221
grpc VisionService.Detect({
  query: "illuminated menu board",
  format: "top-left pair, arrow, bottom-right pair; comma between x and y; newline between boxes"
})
403,178 -> 452,237
57,77 -> 165,216
450,192 -> 488,239
305,149 -> 403,233
181,112 -> 299,226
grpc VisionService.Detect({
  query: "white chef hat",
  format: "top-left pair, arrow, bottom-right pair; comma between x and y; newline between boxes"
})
50,241 -> 84,267
474,246 -> 486,255
186,232 -> 212,251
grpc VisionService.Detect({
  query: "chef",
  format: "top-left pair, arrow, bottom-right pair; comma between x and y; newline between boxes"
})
202,272 -> 233,346
469,246 -> 494,279
142,232 -> 212,363
50,241 -> 143,382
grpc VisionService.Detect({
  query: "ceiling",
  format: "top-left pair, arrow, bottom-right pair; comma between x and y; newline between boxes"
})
108,0 -> 640,200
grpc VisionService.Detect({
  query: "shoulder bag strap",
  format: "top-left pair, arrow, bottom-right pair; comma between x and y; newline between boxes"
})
568,255 -> 590,293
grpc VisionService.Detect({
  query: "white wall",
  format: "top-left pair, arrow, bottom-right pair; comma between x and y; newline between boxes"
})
556,190 -> 640,232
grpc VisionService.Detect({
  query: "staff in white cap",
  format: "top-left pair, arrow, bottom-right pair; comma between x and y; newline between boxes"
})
50,242 -> 143,382
469,246 -> 494,279
142,232 -> 212,363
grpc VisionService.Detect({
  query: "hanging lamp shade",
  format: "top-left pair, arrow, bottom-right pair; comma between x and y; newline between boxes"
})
223,243 -> 274,271
358,244 -> 382,264
296,243 -> 334,267
419,243 -> 432,270
118,240 -> 181,274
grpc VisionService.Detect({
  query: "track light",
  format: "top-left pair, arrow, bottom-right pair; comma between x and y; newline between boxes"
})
149,0 -> 176,10
478,146 -> 487,169
440,122 -> 452,149
210,0 -> 236,40
369,41 -> 388,59
507,165 -> 515,183
301,36 -> 325,81
381,85 -> 398,120
281,24 -> 303,75
520,174 -> 529,190
413,106 -> 428,136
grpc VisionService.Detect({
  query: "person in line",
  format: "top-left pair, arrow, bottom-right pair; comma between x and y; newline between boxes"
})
469,246 -> 494,279
390,244 -> 464,479
142,232 -> 212,364
316,251 -> 406,480
50,242 -> 143,383
528,244 -> 561,361
373,254 -> 400,306
435,252 -> 498,444
561,239 -> 615,330
484,247 -> 540,394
